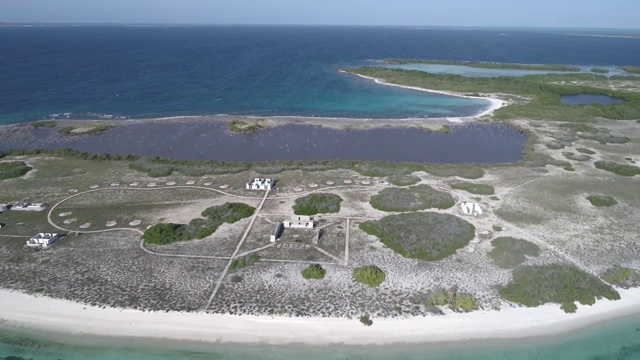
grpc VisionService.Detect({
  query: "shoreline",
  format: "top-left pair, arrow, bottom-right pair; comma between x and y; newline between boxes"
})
339,70 -> 506,120
1,288 -> 639,346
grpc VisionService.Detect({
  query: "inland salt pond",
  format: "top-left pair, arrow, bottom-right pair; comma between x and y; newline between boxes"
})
0,121 -> 526,163
561,94 -> 628,106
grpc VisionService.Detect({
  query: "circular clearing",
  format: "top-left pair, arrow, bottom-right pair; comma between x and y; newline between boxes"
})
79,223 -> 91,229
129,182 -> 140,187
106,221 -> 117,227
147,183 -> 157,187
129,220 -> 142,226
166,181 -> 176,186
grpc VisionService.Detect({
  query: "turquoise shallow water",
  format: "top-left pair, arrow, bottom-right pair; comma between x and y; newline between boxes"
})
1,314 -> 639,359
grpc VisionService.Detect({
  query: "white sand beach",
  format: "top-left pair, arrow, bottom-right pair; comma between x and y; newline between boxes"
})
1,288 -> 639,345
340,71 -> 505,120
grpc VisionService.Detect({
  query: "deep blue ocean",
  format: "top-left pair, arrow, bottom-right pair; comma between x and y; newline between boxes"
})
1,26 -> 640,358
1,25 -> 640,124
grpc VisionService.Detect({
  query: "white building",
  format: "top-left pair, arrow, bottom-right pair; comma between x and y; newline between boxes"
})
0,204 -> 7,213
284,216 -> 315,229
26,233 -> 60,249
12,203 -> 47,212
246,178 -> 273,190
270,222 -> 284,243
460,202 -> 483,216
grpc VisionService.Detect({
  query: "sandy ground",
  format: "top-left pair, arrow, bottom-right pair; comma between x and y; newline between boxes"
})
1,288 -> 639,345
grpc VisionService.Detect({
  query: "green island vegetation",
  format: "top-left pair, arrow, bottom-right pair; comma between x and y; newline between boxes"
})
58,123 -> 115,136
31,120 -> 57,128
499,264 -> 620,313
450,181 -> 495,195
384,59 -> 581,72
353,265 -> 386,287
563,152 -> 591,161
619,66 -> 640,75
292,193 -> 343,215
360,212 -> 475,261
601,266 -> 640,288
591,68 -> 610,74
594,160 -> 640,177
576,148 -> 596,155
369,185 -> 454,212
301,264 -> 326,280
143,202 -> 255,244
226,120 -> 266,134
427,288 -> 477,313
359,313 -> 373,326
387,174 -> 421,186
230,254 -> 261,270
489,237 -> 540,268
586,194 -> 618,207
343,66 -> 640,122
0,161 -> 33,180
545,141 -> 566,150
432,125 -> 450,133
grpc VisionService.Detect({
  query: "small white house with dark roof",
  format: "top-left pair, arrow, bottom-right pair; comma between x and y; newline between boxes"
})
246,178 -> 273,190
284,216 -> 315,229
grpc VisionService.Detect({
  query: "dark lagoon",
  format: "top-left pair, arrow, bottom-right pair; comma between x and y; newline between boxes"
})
561,94 -> 627,106
0,122 -> 526,163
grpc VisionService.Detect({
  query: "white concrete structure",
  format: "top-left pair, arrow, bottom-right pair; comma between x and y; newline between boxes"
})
460,202 -> 483,216
270,223 -> 284,243
11,203 -> 47,212
283,216 -> 315,229
26,233 -> 60,249
0,204 -> 7,213
246,178 -> 273,190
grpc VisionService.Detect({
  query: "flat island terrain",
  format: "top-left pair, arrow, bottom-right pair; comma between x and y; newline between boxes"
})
1,59 -> 640,345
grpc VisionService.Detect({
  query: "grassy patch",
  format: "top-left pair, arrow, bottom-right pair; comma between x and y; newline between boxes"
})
385,59 -> 580,72
293,193 -> 342,215
0,161 -> 32,180
353,265 -> 386,287
601,267 -> 640,288
359,313 -> 373,326
31,121 -> 57,128
489,237 -> 540,268
591,68 -> 610,74
594,161 -> 640,177
563,152 -> 591,161
369,185 -> 454,212
427,288 -> 477,313
58,124 -> 115,136
360,212 -> 475,261
143,202 -> 255,244
576,148 -> 596,155
619,66 -> 640,75
586,194 -> 618,207
499,264 -> 620,313
226,120 -> 266,134
301,264 -> 326,280
387,174 -> 421,186
450,182 -> 495,195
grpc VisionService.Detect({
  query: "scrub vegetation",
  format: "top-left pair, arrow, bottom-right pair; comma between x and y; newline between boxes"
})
427,288 -> 477,313
384,59 -> 581,72
226,120 -> 266,134
499,264 -> 620,313
601,267 -> 640,288
387,174 -> 421,186
369,185 -> 455,212
31,120 -> 57,128
489,237 -> 540,269
301,264 -> 326,280
450,182 -> 495,195
586,194 -> 618,207
619,66 -> 640,75
594,161 -> 640,177
360,212 -> 475,261
0,161 -> 32,180
293,193 -> 343,215
353,265 -> 386,287
143,203 -> 255,244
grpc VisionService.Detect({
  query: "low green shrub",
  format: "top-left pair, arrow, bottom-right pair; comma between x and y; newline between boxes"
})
0,161 -> 32,180
359,313 -> 373,326
302,264 -> 326,280
594,161 -> 640,177
293,193 -> 342,215
31,121 -> 57,128
427,288 -> 477,313
499,264 -> 620,313
450,182 -> 495,195
360,212 -> 475,261
489,237 -> 540,268
353,265 -> 386,287
387,174 -> 421,186
586,194 -> 618,207
601,267 -> 640,288
575,148 -> 596,155
369,185 -> 454,212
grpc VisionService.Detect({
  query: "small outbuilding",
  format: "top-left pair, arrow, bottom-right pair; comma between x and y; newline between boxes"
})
0,204 -> 7,213
460,202 -> 483,216
270,222 -> 284,243
246,178 -> 273,190
12,203 -> 47,212
26,233 -> 60,249
284,216 -> 315,229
